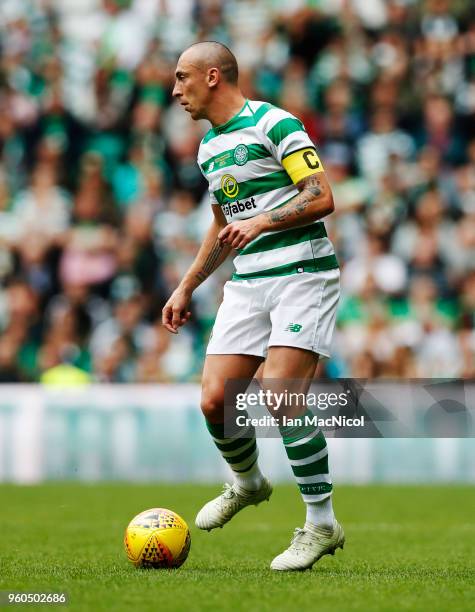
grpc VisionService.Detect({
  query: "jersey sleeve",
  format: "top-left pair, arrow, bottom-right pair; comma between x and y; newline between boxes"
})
198,142 -> 220,206
260,108 -> 325,184
207,185 -> 219,206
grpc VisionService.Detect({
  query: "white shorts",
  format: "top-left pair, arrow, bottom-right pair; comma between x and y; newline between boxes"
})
206,269 -> 340,358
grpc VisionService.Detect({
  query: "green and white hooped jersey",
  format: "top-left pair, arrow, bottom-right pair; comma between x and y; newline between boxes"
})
198,99 -> 338,281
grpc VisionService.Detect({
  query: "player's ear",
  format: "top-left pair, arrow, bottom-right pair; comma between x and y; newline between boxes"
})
207,67 -> 220,88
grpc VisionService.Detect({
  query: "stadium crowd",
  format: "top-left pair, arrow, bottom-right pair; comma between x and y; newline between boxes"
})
0,0 -> 474,382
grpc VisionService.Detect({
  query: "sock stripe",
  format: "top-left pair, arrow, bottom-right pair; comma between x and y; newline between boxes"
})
288,446 -> 328,467
225,440 -> 257,465
223,441 -> 257,465
302,491 -> 333,503
280,425 -> 316,444
291,455 -> 329,478
221,440 -> 257,463
233,456 -> 258,474
282,427 -> 321,447
295,473 -> 332,485
220,437 -> 256,458
213,429 -> 254,451
229,448 -> 259,472
284,433 -> 327,460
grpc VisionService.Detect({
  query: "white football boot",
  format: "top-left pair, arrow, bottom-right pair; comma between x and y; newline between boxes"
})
195,479 -> 273,531
270,520 -> 345,571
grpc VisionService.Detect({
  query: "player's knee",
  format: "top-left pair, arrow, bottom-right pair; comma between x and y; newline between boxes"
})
200,391 -> 225,420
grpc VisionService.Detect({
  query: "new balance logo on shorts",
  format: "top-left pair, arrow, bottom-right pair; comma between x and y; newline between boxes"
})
285,323 -> 302,332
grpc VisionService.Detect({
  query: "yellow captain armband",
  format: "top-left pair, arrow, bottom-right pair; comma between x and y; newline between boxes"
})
282,147 -> 325,184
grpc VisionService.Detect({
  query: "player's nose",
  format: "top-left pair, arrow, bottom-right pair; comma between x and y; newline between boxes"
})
172,82 -> 181,98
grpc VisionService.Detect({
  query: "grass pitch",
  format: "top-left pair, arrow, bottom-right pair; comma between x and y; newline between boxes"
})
0,483 -> 473,612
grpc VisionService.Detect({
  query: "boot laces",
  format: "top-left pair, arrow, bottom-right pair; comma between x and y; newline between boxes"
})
221,483 -> 236,500
289,528 -> 312,552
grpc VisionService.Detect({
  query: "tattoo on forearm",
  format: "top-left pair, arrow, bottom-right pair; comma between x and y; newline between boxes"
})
267,174 -> 325,225
301,174 -> 323,198
195,240 -> 226,283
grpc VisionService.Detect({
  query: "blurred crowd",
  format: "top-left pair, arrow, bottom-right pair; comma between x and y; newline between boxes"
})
0,0 -> 474,383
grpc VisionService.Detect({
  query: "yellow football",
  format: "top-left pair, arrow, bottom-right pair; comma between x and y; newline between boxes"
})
124,508 -> 191,569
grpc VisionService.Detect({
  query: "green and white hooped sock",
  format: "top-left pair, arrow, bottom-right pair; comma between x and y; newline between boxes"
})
280,411 -> 335,529
206,416 -> 264,492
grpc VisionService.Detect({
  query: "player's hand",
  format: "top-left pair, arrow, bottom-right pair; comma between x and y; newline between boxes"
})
162,287 -> 192,334
218,216 -> 265,250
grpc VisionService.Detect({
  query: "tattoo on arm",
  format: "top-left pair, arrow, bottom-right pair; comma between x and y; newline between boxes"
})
195,239 -> 226,283
300,174 -> 323,198
267,174 -> 325,224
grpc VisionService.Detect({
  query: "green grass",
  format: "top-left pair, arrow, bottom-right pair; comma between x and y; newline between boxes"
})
0,484 -> 473,612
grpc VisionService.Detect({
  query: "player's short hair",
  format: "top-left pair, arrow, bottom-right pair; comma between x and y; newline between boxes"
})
185,41 -> 239,85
